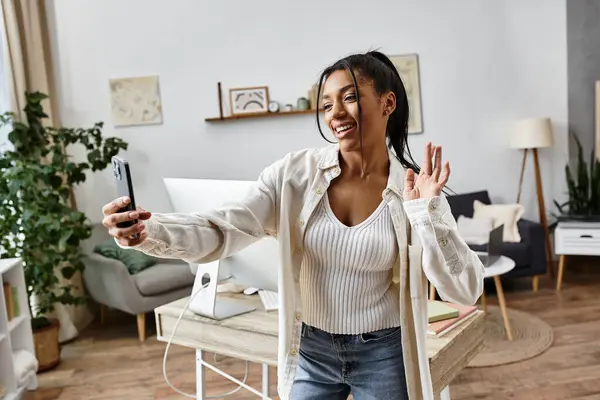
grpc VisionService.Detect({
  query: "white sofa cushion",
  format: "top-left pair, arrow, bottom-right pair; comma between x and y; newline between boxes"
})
457,215 -> 494,245
472,200 -> 524,243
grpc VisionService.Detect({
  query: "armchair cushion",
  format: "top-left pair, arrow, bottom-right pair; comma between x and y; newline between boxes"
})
457,215 -> 493,244
473,200 -> 524,242
133,261 -> 195,296
93,239 -> 159,274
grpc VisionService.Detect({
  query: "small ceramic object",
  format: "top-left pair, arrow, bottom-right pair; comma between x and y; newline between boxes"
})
296,97 -> 309,111
284,104 -> 293,112
268,101 -> 280,113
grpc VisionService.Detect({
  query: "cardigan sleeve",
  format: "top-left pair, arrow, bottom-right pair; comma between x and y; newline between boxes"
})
403,195 -> 485,305
117,160 -> 281,264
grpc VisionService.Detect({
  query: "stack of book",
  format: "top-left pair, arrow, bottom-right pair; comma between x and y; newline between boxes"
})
427,300 -> 478,337
2,283 -> 20,321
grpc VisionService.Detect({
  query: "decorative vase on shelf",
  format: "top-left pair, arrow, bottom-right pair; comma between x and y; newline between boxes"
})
296,97 -> 309,111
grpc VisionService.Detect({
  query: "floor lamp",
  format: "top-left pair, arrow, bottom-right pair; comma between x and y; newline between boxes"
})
509,118 -> 556,284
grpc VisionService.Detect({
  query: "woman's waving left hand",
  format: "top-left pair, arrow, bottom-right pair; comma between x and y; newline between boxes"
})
403,142 -> 450,201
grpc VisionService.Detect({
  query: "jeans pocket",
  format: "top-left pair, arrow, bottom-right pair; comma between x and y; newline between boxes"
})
301,323 -> 310,338
359,326 -> 402,344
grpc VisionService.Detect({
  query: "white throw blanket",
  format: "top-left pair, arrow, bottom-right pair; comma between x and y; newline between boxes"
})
12,349 -> 38,387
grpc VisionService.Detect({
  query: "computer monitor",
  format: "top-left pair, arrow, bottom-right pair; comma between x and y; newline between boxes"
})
162,177 -> 279,293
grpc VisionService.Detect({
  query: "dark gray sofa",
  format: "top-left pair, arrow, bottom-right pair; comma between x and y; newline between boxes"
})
446,190 -> 547,290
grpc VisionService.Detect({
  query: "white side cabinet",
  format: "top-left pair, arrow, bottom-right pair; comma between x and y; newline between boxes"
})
0,258 -> 37,400
555,221 -> 600,290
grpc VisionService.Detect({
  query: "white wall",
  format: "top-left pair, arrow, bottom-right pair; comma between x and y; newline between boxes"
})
46,0 -> 568,223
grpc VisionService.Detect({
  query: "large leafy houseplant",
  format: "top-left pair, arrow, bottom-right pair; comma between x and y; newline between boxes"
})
554,134 -> 600,220
0,91 -> 127,330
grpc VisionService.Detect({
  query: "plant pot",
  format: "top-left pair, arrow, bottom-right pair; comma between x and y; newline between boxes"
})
33,318 -> 61,372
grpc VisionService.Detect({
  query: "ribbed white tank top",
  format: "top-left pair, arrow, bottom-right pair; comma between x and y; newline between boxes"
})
299,193 -> 401,334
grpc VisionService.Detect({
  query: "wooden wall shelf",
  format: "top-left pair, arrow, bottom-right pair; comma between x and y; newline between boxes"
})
205,109 -> 323,122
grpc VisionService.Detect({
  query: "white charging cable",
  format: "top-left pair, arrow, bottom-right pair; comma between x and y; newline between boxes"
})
162,279 -> 274,399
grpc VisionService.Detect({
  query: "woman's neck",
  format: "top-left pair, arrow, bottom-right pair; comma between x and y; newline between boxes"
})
339,142 -> 389,179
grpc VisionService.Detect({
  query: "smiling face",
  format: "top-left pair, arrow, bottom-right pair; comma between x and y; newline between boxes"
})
322,69 -> 395,153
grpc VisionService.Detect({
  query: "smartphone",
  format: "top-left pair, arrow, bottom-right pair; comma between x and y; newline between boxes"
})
111,156 -> 139,237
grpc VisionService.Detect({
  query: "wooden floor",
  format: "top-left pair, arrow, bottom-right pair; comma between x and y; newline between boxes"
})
25,257 -> 600,400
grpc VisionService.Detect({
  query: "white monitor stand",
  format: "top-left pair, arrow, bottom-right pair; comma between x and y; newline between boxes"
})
189,260 -> 256,320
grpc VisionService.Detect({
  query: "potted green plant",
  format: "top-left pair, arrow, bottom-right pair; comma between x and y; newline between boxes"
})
0,91 -> 127,370
553,133 -> 600,221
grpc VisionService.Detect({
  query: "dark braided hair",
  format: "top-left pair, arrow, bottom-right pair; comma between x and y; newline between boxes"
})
315,50 -> 421,175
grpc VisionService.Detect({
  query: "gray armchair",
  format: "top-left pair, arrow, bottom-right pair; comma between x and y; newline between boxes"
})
81,224 -> 194,341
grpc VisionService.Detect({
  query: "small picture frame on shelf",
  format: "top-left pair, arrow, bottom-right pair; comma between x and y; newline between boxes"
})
229,86 -> 270,115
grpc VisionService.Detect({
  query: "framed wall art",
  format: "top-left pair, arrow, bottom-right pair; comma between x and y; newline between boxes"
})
109,75 -> 163,127
389,54 -> 423,134
229,86 -> 270,115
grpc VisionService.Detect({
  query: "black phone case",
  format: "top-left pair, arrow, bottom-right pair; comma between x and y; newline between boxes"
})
112,157 -> 138,229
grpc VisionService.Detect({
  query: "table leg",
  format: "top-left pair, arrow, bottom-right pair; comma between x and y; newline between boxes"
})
493,276 -> 513,341
557,254 -> 566,291
532,275 -> 540,292
196,349 -> 205,399
480,289 -> 487,313
262,364 -> 270,396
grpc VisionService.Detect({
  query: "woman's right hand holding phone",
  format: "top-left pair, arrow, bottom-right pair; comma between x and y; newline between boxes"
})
102,196 -> 152,247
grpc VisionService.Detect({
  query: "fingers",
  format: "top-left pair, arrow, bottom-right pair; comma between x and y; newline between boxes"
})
136,206 -> 152,220
102,196 -> 130,216
109,221 -> 145,239
432,145 -> 442,181
438,161 -> 451,186
102,198 -> 150,246
423,142 -> 433,176
102,209 -> 139,228
404,168 -> 415,192
116,231 -> 148,247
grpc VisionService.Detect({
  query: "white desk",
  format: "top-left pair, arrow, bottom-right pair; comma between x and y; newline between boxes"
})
155,293 -> 484,399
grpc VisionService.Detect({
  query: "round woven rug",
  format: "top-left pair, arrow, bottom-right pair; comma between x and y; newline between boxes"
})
468,305 -> 554,367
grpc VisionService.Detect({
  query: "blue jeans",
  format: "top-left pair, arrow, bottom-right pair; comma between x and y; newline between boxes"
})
290,323 -> 409,400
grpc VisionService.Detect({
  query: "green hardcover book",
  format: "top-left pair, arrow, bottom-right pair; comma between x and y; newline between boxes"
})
428,301 -> 460,323
3,283 -> 13,320
12,286 -> 20,317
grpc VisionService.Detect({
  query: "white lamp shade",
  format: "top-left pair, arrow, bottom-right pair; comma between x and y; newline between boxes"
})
509,118 -> 554,149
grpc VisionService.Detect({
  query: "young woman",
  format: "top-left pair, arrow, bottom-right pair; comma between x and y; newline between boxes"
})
102,51 -> 484,400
